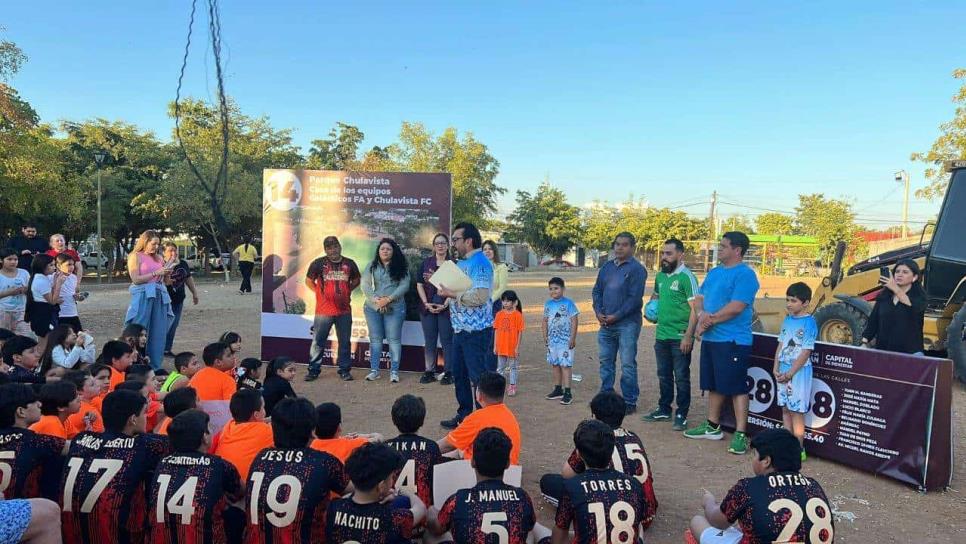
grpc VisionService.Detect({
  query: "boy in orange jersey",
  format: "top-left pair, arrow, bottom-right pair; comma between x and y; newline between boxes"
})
310,402 -> 383,463
155,386 -> 197,436
189,342 -> 236,432
29,381 -> 80,439
63,369 -> 105,438
102,340 -> 136,392
437,371 -> 521,464
126,364 -> 164,431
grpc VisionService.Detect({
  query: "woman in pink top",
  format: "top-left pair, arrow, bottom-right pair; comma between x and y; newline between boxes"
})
124,230 -> 174,370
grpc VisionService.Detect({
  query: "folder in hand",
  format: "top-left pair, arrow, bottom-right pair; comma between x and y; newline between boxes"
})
429,260 -> 472,295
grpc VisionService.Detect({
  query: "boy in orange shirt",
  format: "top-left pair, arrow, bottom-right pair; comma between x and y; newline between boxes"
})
63,369 -> 105,437
103,340 -> 136,391
189,342 -> 237,432
438,371 -> 521,464
29,381 -> 80,439
310,402 -> 383,463
126,364 -> 164,431
156,386 -> 198,435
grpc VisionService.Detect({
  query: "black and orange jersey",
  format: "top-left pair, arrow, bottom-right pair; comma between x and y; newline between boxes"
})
325,497 -> 415,543
437,479 -> 536,544
148,451 -> 242,544
720,471 -> 834,544
555,467 -> 649,544
0,426 -> 65,501
386,433 -> 446,507
566,427 -> 658,528
61,431 -> 170,544
244,447 -> 348,544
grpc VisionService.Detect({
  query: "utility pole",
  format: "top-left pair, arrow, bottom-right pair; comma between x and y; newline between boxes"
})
894,170 -> 910,238
709,191 -> 718,265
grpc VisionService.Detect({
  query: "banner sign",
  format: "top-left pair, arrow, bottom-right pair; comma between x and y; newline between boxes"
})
260,169 -> 452,372
721,334 -> 953,491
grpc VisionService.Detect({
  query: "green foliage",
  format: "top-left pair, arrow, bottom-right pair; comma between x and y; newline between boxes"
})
507,181 -> 581,258
755,212 -> 796,235
578,198 -> 707,255
794,193 -> 858,265
580,202 -> 621,251
911,68 -> 966,201
721,214 -> 755,235
307,122 -> 364,170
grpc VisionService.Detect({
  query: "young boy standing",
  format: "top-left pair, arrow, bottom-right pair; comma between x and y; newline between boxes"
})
543,277 -> 579,405
774,282 -> 818,459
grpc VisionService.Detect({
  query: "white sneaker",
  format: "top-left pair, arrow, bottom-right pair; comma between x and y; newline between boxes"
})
365,371 -> 380,381
390,372 -> 400,383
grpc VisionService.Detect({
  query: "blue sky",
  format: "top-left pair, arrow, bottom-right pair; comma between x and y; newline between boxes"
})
5,1 -> 963,228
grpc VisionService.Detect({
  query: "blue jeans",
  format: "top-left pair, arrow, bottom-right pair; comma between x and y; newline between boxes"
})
164,299 -> 184,353
451,328 -> 488,419
598,319 -> 642,407
307,313 -> 353,375
654,338 -> 691,417
420,311 -> 454,372
364,304 -> 405,372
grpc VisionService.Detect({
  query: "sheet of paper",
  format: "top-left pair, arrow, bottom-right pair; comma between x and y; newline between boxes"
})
429,260 -> 472,294
432,460 -> 522,506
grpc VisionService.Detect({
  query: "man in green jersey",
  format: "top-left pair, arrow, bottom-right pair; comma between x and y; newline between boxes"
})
642,238 -> 699,430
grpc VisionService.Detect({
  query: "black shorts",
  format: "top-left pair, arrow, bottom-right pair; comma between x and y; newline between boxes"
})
699,340 -> 751,396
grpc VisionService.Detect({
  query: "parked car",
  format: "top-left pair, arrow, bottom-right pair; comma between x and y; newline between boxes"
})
209,251 -> 233,272
505,262 -> 523,273
81,251 -> 108,269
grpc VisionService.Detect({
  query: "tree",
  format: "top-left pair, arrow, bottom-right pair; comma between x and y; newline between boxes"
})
306,122 -> 364,170
507,181 -> 581,259
721,214 -> 755,235
911,68 -> 966,200
794,193 -> 858,265
755,212 -> 795,236
581,201 -> 620,251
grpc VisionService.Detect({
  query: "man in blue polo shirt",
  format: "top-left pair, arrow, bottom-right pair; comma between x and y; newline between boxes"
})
684,231 -> 760,455
437,222 -> 493,429
592,231 -> 647,414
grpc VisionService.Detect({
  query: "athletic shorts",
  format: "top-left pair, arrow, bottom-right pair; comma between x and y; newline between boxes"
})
700,526 -> 742,544
547,345 -> 574,367
0,498 -> 31,544
777,362 -> 813,413
699,340 -> 751,396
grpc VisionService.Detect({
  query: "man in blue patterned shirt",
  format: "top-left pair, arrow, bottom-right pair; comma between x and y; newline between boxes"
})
437,222 -> 493,429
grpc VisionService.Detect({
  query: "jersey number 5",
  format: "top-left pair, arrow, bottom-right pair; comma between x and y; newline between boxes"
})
481,511 -> 509,544
610,444 -> 650,484
0,451 -> 14,495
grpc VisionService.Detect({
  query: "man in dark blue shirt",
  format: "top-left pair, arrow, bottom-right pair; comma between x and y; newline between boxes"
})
592,232 -> 646,414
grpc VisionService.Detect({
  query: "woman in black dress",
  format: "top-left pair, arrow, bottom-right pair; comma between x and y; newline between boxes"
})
861,258 -> 927,355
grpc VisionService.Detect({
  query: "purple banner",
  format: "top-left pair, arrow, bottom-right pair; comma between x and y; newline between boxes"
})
721,334 -> 953,491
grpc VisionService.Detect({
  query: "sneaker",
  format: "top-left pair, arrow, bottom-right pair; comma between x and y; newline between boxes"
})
624,404 -> 637,415
560,390 -> 573,405
507,384 -> 517,397
439,372 -> 453,385
365,371 -> 380,381
801,450 -> 807,462
672,413 -> 688,431
339,371 -> 354,382
440,416 -> 462,429
419,371 -> 437,384
683,421 -> 724,440
641,409 -> 672,422
728,432 -> 748,454
390,372 -> 400,383
545,386 -> 564,400
304,372 -> 320,382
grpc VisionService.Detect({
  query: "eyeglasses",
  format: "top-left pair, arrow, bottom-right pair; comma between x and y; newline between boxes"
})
433,241 -> 448,246
451,237 -> 464,242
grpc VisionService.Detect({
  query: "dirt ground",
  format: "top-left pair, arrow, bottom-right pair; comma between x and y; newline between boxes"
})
76,270 -> 965,543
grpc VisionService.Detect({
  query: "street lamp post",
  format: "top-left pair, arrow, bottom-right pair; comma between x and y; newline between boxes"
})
93,151 -> 108,283
894,170 -> 910,239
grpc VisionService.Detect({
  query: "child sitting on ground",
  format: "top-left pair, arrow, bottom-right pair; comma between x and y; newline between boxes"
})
125,364 -> 163,431
152,368 -> 169,393
774,282 -> 818,460
493,290 -> 525,397
120,323 -> 150,367
156,386 -> 198,435
311,402 -> 383,463
543,276 -> 579,405
262,356 -> 297,417
63,369 -> 105,437
386,394 -> 448,507
236,357 -> 263,390
39,324 -> 95,377
29,381 -> 80,439
161,351 -> 201,392
2,335 -> 45,384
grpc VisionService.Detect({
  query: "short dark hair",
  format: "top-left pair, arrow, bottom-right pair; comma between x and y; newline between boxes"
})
453,222 -> 482,249
38,381 -> 77,416
323,236 -> 340,248
219,332 -> 242,347
549,276 -> 565,288
574,419 -> 615,470
0,248 -> 16,261
786,282 -> 813,303
101,340 -> 134,364
613,231 -> 636,247
391,394 -> 426,434
268,356 -> 296,376
664,238 -> 685,252
115,381 -> 148,396
472,427 -> 512,478
230,388 -> 264,422
102,390 -> 147,433
0,328 -> 15,343
751,428 -> 802,472
271,397 -> 316,448
168,410 -> 210,452
89,363 -> 112,380
722,231 -> 751,257
63,369 -> 92,391
314,402 -> 341,439
154,368 -> 169,378
2,335 -> 37,365
344,443 -> 404,492
203,342 -> 230,366
0,383 -> 37,427
477,371 -> 506,401
174,352 -> 196,372
125,364 -> 153,383
163,387 -> 198,418
589,391 -> 626,429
